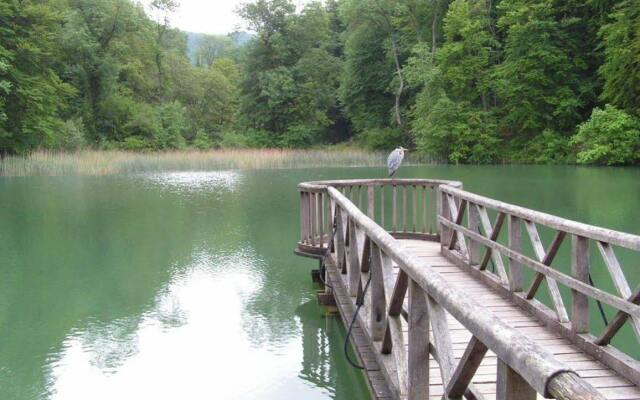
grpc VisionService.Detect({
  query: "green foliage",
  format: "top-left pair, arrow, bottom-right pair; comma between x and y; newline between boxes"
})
599,1 -> 640,116
360,128 -> 405,151
571,105 -> 640,165
53,118 -> 88,150
1,0 -> 639,166
0,0 -> 74,154
193,130 -> 213,150
508,130 -> 570,164
407,2 -> 500,164
238,0 -> 343,147
121,136 -> 153,151
493,0 -> 586,138
338,0 -> 395,134
219,132 -> 249,148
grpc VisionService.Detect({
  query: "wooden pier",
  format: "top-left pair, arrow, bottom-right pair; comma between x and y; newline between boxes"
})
295,179 -> 640,400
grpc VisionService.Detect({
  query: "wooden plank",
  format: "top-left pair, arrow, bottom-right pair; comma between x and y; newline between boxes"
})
388,270 -> 408,317
597,242 -> 631,298
423,186 -> 428,234
438,184 -> 640,251
469,203 -> 482,266
348,218 -> 361,297
403,186 -> 408,232
496,359 -> 536,400
370,242 -> 386,341
446,336 -> 489,398
408,279 -> 430,399
477,206 -> 508,284
508,215 -> 524,291
393,186 -> 397,232
438,218 -> 640,319
525,229 -> 566,300
596,284 -> 640,345
368,185 -> 375,219
572,235 -> 590,334
413,185 -> 417,232
446,195 -> 468,257
597,242 -> 640,340
335,207 -> 346,272
427,294 -> 455,386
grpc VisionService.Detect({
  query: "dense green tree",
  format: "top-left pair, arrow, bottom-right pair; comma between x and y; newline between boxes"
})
493,0 -> 586,143
0,0 -> 639,165
408,0 -> 500,163
239,0 -> 342,147
599,0 -> 640,116
571,105 -> 640,165
0,0 -> 73,154
339,7 -> 394,135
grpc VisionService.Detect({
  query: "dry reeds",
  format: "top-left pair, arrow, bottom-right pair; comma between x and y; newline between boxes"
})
0,148 -> 398,176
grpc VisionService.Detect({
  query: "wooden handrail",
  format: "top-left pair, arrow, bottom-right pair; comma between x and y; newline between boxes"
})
297,179 -> 462,253
437,184 -> 640,388
439,185 -> 640,251
326,185 -> 603,400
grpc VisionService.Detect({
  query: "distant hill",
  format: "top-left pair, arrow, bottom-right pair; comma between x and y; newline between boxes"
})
185,31 -> 253,64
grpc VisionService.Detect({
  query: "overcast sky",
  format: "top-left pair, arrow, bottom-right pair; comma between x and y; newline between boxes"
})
141,0 -> 308,35
145,0 -> 246,34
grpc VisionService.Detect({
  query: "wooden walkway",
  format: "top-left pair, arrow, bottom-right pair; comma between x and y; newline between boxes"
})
296,179 -> 640,400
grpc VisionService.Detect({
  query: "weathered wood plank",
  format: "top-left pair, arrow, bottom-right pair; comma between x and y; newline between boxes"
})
496,359 -> 536,400
572,235 -> 590,334
408,279 -> 429,399
438,217 -> 640,320
446,336 -> 489,398
370,242 -> 386,341
348,218 -> 361,297
508,215 -> 524,291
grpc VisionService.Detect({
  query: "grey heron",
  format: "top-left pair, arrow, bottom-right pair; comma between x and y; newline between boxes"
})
387,147 -> 407,177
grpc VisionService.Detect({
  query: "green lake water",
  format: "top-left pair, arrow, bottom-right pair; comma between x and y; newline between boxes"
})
0,165 -> 638,399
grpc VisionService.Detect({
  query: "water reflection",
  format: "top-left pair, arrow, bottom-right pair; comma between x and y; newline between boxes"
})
44,246 -> 329,400
6,166 -> 634,399
143,171 -> 242,194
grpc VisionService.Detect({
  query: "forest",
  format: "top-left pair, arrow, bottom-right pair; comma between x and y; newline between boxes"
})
1,0 -> 639,165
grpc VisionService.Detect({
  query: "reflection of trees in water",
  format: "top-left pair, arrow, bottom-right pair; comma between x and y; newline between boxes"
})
295,300 -> 370,399
0,175 -> 245,399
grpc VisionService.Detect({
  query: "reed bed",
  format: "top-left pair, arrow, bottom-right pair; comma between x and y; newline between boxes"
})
0,148 -> 403,176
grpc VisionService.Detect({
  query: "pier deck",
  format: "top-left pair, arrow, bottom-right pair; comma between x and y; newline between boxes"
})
297,179 -> 640,400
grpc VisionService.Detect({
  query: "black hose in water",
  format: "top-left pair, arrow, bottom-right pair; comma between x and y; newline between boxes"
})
589,273 -> 609,326
344,274 -> 372,370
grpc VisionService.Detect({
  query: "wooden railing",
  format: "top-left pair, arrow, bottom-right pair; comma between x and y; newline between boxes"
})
298,179 -> 605,400
298,179 -> 462,256
438,185 -> 640,387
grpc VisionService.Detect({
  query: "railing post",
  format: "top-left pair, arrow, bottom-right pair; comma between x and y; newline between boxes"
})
300,191 -> 306,243
367,185 -> 374,219
392,185 -> 398,232
468,203 -> 481,266
571,235 -> 590,333
496,359 -> 536,400
408,278 -> 429,399
412,185 -> 417,232
320,192 -> 326,247
348,217 -> 360,297
335,207 -> 346,272
438,188 -> 450,247
370,241 -> 386,341
403,186 -> 408,232
310,192 -> 316,246
509,215 -> 524,291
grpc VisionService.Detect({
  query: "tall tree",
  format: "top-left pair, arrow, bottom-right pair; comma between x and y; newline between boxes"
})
0,0 -> 73,154
599,0 -> 640,116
